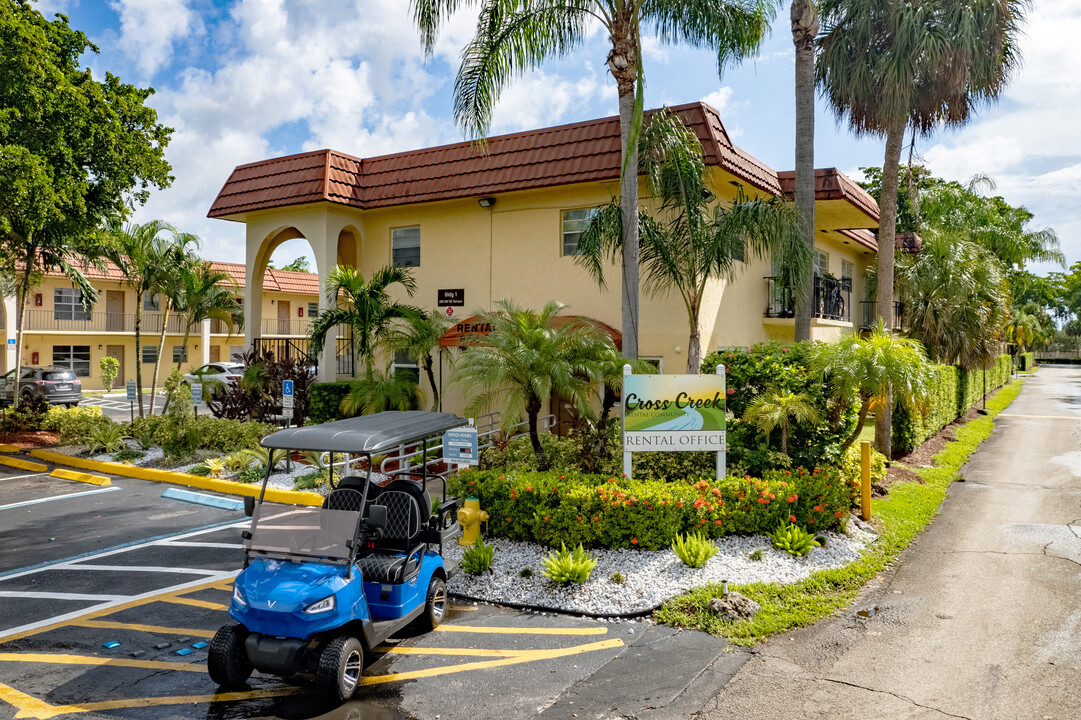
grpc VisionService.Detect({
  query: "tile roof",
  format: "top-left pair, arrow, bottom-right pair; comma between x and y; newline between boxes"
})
208,102 -> 786,219
44,259 -> 319,296
837,228 -> 879,252
777,168 -> 880,223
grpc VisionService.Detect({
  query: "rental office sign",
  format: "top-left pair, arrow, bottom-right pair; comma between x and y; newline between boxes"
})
621,365 -> 726,479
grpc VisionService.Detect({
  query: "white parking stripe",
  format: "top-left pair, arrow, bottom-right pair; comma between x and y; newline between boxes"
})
61,565 -> 217,575
0,591 -> 131,602
163,541 -> 242,549
0,487 -> 120,511
0,472 -> 52,482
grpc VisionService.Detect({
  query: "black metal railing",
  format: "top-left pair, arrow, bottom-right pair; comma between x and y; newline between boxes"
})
336,336 -> 356,377
859,301 -> 906,331
764,277 -> 796,318
813,275 -> 851,322
256,337 -> 316,367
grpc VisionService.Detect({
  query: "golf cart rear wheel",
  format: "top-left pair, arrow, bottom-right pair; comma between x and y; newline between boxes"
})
316,635 -> 364,703
422,576 -> 447,630
207,623 -> 253,688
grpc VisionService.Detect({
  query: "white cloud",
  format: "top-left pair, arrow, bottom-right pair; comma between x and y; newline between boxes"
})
108,0 -> 198,77
701,87 -> 734,114
490,65 -> 615,134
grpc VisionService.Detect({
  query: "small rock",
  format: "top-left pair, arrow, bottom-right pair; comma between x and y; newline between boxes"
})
708,592 -> 760,621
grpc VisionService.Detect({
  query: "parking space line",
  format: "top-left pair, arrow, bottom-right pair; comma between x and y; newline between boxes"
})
433,624 -> 609,636
62,564 -> 217,575
375,645 -> 535,658
0,653 -> 205,673
162,541 -> 241,549
0,592 -> 131,602
70,620 -> 216,638
160,596 -> 229,611
0,472 -> 52,483
0,487 -> 120,511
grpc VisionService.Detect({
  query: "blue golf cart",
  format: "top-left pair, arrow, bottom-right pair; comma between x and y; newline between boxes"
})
208,411 -> 466,703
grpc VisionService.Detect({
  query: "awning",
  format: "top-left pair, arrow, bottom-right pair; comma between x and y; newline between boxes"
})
438,314 -> 622,349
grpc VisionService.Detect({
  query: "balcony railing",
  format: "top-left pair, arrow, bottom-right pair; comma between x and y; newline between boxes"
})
24,309 -> 189,334
764,276 -> 852,323
260,318 -> 312,337
764,277 -> 796,319
859,301 -> 906,331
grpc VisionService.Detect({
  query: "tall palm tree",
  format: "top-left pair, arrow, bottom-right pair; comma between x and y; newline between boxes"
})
811,321 -> 931,455
308,265 -> 420,377
743,388 -> 821,456
816,0 -> 1028,456
576,109 -> 811,373
791,0 -> 819,342
102,219 -> 174,418
385,309 -> 451,411
147,230 -> 200,415
451,299 -> 609,469
411,0 -> 776,361
174,261 -> 244,371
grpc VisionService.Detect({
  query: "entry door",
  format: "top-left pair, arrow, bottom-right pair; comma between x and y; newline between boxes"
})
106,291 -> 125,331
277,301 -> 291,335
105,346 -> 124,389
209,346 -> 220,363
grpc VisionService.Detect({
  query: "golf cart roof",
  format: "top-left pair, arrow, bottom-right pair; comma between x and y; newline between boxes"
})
260,410 -> 468,454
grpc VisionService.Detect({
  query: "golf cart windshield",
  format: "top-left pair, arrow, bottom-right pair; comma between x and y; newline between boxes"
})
245,505 -> 358,564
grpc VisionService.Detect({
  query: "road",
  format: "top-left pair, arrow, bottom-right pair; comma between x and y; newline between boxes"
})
695,365 -> 1081,720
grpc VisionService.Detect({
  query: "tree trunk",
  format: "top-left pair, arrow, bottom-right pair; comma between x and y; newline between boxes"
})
134,303 -> 144,418
423,352 -> 438,411
162,324 -> 193,415
781,424 -> 789,456
526,395 -> 547,470
792,0 -> 818,343
610,16 -> 640,362
875,117 -> 906,459
687,323 -> 701,374
148,301 -> 170,415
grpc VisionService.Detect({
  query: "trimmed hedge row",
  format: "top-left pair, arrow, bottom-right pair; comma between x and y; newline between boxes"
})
448,467 -> 856,550
893,354 -> 1011,454
308,382 -> 353,424
1019,352 -> 1036,371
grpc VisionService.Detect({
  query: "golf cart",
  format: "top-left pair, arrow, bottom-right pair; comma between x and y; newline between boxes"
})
208,410 -> 466,703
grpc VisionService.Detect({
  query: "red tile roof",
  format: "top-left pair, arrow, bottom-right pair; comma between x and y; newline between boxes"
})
777,168 -> 880,223
45,259 -> 319,296
837,228 -> 879,252
208,102 -> 787,219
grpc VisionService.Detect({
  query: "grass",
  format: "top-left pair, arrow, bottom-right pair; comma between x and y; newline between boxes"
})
654,379 -> 1025,646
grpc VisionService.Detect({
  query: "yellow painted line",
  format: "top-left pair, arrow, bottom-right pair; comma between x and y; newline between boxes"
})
29,449 -> 322,506
71,620 -> 215,638
49,469 -> 110,486
374,645 -> 534,658
160,596 -> 229,611
0,652 -> 204,673
434,624 -> 608,636
0,444 -> 21,453
453,605 -> 478,611
0,457 -> 47,473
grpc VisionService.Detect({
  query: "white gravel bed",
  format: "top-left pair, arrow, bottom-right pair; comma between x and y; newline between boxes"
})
446,521 -> 877,616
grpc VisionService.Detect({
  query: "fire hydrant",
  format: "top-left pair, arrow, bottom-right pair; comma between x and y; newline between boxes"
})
457,497 -> 489,546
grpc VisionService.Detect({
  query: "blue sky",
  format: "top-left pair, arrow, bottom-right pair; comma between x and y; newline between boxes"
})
38,0 -> 1081,276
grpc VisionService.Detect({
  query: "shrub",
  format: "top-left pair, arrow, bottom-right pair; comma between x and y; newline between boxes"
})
243,446 -> 284,472
207,347 -> 313,424
672,532 -> 718,568
86,422 -> 129,455
519,567 -> 533,578
0,395 -> 49,432
308,382 -> 353,425
99,356 -> 120,391
542,543 -> 597,584
113,447 -> 144,463
835,444 -> 886,506
610,571 -> 625,584
293,471 -> 325,490
223,451 -> 253,473
158,384 -> 200,463
767,522 -> 820,556
44,406 -> 109,444
188,463 -> 211,477
236,465 -> 264,484
461,538 -> 495,574
205,457 -> 227,478
194,417 -> 274,454
749,549 -> 763,561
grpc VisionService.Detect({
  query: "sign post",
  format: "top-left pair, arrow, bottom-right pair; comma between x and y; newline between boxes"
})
443,421 -> 479,470
190,382 -> 202,418
282,380 -> 294,472
126,379 -> 136,423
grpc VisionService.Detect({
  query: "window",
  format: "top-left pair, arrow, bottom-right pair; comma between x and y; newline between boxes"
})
639,357 -> 664,372
392,226 -> 421,267
731,234 -> 745,263
142,292 -> 159,311
142,345 -> 158,364
173,345 -> 188,364
391,349 -> 420,383
841,260 -> 853,280
307,302 -> 319,317
561,208 -> 596,256
54,289 -> 90,321
52,345 -> 91,376
814,250 -> 829,277
230,346 -> 244,363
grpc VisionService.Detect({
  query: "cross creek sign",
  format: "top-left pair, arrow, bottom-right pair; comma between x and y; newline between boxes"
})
623,374 -> 726,452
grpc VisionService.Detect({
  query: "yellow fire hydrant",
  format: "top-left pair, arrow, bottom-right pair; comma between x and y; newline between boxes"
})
457,497 -> 489,546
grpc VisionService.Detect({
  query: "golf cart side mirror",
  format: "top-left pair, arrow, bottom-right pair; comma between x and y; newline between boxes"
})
244,496 -> 255,517
365,504 -> 387,531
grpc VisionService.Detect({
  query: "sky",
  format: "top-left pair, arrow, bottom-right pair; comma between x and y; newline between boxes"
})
34,0 -> 1081,277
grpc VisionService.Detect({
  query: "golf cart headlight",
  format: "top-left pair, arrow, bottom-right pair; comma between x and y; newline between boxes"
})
232,586 -> 247,607
304,595 -> 336,614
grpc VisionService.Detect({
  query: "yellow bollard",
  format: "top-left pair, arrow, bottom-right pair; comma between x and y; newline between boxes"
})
457,497 -> 489,546
861,441 -> 872,521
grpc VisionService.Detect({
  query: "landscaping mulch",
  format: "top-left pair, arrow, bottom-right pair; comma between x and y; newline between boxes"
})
0,430 -> 60,448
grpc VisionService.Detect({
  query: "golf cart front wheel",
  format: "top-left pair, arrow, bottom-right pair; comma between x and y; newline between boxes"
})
422,576 -> 447,630
316,635 -> 364,703
208,623 -> 253,688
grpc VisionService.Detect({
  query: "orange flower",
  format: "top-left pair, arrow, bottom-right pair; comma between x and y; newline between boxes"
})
525,485 -> 532,492
510,490 -> 518,499
813,505 -> 822,512
786,494 -> 797,503
769,493 -> 775,500
577,515 -> 583,522
544,516 -> 549,521
789,515 -> 797,523
593,516 -> 599,522
559,475 -> 566,479
758,497 -> 767,504
715,519 -> 723,525
631,538 -> 638,545
498,475 -> 504,479
608,478 -> 617,483
835,511 -> 844,517
676,501 -> 683,509
693,498 -> 705,510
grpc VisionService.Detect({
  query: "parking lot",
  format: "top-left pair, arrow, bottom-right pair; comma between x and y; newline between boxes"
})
0,464 -> 660,720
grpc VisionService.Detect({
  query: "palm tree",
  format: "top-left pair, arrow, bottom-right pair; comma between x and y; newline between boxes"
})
811,321 -> 932,455
590,343 -> 657,457
743,388 -> 821,456
341,366 -> 420,416
147,230 -> 200,415
411,0 -> 776,361
385,309 -> 451,411
102,219 -> 174,418
174,261 -> 244,372
450,300 -> 609,469
791,0 -> 819,342
308,265 -> 420,377
576,109 -> 811,373
816,0 -> 1028,456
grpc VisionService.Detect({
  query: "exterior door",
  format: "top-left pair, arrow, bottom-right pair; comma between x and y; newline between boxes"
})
277,301 -> 291,335
106,291 -> 124,332
209,345 -> 220,363
105,345 -> 124,389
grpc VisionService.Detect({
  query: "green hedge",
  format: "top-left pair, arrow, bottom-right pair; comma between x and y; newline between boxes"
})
449,467 -> 854,550
893,354 -> 1011,454
308,382 -> 353,424
1019,352 -> 1036,371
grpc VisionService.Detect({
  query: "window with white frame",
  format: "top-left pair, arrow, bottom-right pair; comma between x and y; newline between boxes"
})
142,345 -> 158,364
142,292 -> 159,311
561,208 -> 596,256
52,345 -> 91,376
54,288 -> 91,321
392,226 -> 421,267
639,357 -> 663,372
841,260 -> 854,280
391,349 -> 420,383
173,345 -> 188,364
814,250 -> 829,277
307,302 -> 319,317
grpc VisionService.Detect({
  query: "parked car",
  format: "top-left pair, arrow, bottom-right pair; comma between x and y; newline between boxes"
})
182,362 -> 245,392
2,366 -> 82,407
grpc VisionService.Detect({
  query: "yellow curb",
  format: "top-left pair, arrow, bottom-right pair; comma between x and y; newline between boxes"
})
0,444 -> 21,453
49,468 -> 111,486
29,449 -> 322,506
0,456 -> 47,473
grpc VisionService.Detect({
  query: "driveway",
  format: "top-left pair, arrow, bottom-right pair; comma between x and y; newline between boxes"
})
695,365 -> 1081,720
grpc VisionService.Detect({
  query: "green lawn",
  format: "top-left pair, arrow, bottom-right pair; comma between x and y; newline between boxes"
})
654,379 -> 1025,646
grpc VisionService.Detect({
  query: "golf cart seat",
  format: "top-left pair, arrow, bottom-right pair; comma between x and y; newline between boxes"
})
322,476 -> 369,512
355,480 -> 431,585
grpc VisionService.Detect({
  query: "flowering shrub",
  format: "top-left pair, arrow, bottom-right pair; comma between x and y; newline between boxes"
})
449,466 -> 850,550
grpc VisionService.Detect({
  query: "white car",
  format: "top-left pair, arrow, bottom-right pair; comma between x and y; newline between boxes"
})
183,362 -> 244,393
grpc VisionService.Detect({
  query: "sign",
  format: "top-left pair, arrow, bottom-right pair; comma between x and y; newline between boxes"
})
282,394 -> 294,408
437,288 -> 465,307
282,380 -> 294,397
191,382 -> 203,405
282,407 -> 294,420
623,374 -> 726,452
126,380 -> 136,401
6,339 -> 13,345
445,306 -> 454,317
443,427 -> 479,466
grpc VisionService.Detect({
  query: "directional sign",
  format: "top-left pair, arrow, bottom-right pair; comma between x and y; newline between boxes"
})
126,380 -> 136,401
443,426 -> 479,466
282,380 -> 294,397
190,382 -> 203,405
282,394 -> 294,408
282,407 -> 294,420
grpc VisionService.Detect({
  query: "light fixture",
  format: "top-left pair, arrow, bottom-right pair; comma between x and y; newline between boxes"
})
271,299 -> 275,304
98,344 -> 103,350
478,197 -> 496,208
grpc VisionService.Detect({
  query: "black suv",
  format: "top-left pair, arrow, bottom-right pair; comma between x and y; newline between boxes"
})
2,366 -> 83,407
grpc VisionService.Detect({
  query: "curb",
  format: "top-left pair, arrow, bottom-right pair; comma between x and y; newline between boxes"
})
50,468 -> 111,486
28,449 -> 323,506
0,443 -> 21,453
0,456 -> 48,473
